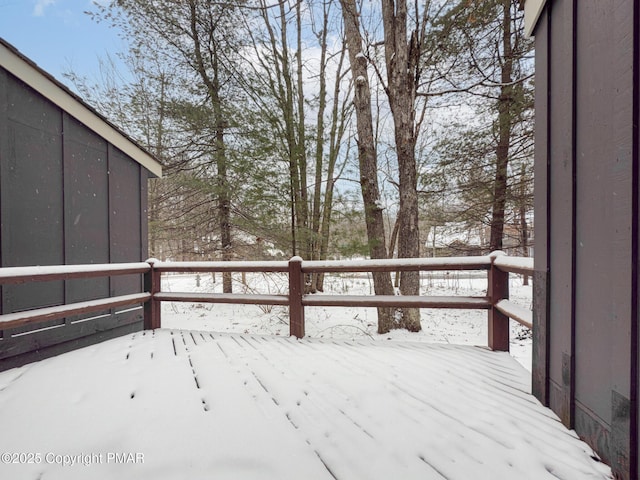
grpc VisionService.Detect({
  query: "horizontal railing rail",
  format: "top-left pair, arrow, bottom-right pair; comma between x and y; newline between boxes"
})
153,260 -> 289,274
491,255 -> 534,329
299,256 -> 493,272
300,295 -> 491,309
492,255 -> 534,277
0,262 -> 151,330
495,300 -> 533,329
0,262 -> 150,284
0,293 -> 151,330
0,253 -> 534,352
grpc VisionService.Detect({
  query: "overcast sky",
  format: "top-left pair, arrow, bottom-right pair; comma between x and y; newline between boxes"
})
0,0 -> 125,89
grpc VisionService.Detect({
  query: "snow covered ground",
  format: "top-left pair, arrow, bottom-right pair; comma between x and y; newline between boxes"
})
0,270 -> 611,479
0,329 -> 611,479
160,271 -> 534,371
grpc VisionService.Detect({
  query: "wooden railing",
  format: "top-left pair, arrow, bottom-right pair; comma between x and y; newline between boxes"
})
0,263 -> 151,330
0,252 -> 533,352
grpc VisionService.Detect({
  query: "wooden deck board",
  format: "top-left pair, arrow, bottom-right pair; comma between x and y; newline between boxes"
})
0,330 -> 610,479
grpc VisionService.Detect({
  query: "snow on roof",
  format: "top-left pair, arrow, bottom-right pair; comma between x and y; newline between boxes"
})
0,330 -> 610,479
0,38 -> 162,178
424,222 -> 486,249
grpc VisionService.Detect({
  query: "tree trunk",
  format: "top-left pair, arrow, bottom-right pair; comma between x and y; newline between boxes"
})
148,178 -> 159,259
189,0 -> 232,292
314,45 -> 349,293
519,163 -> 529,285
381,0 -> 421,331
217,122 -> 233,293
295,0 -> 310,263
262,0 -> 308,260
340,0 -> 396,333
388,216 -> 401,288
489,0 -> 514,253
309,7 -> 329,293
147,74 -> 167,260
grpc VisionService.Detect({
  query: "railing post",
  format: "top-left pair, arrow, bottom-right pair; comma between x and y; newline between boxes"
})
144,258 -> 161,330
488,251 -> 509,351
288,256 -> 305,338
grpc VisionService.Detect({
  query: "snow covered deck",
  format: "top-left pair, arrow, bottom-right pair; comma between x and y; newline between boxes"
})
0,330 -> 610,479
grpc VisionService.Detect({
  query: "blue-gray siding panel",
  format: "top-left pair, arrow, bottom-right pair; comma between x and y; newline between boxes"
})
0,65 -> 149,368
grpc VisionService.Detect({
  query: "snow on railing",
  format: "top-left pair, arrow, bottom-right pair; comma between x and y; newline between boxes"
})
0,253 -> 534,352
299,255 -> 492,272
491,252 -> 534,276
0,262 -> 150,284
0,262 -> 151,330
496,300 -> 533,329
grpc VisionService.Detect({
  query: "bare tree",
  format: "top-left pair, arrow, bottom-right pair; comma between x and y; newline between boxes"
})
239,0 -> 352,291
340,0 -> 396,333
379,0 -> 425,331
308,1 -> 352,292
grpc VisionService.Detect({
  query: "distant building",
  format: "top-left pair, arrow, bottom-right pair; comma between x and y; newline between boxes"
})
424,222 -> 533,257
0,39 -> 162,369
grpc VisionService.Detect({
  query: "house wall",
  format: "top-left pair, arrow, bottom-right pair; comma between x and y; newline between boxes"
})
0,67 -> 150,370
532,1 -> 639,478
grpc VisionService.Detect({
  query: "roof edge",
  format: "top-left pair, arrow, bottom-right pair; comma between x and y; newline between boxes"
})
0,39 -> 162,178
524,0 -> 547,38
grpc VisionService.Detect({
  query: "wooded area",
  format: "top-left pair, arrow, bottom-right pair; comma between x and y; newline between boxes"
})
72,0 -> 533,333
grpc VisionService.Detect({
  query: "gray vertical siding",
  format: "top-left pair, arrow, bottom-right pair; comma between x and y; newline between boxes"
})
108,145 -> 144,326
547,0 -> 575,428
64,113 -> 110,305
109,145 -> 143,297
574,1 -> 633,474
1,71 -> 65,313
0,66 -> 149,369
634,0 -> 640,473
532,3 -> 549,406
534,0 -> 638,477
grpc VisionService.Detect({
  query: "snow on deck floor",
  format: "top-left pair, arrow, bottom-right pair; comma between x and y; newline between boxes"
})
0,330 -> 611,480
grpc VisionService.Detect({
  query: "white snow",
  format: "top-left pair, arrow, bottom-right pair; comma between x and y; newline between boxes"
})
0,262 -> 149,280
154,260 -> 289,272
496,299 -> 533,329
0,330 -> 611,479
301,256 -> 491,271
157,271 -> 532,370
492,254 -> 534,274
0,270 -> 613,479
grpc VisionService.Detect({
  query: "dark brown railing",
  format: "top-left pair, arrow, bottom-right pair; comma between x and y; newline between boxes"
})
0,252 -> 533,352
0,262 -> 151,330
